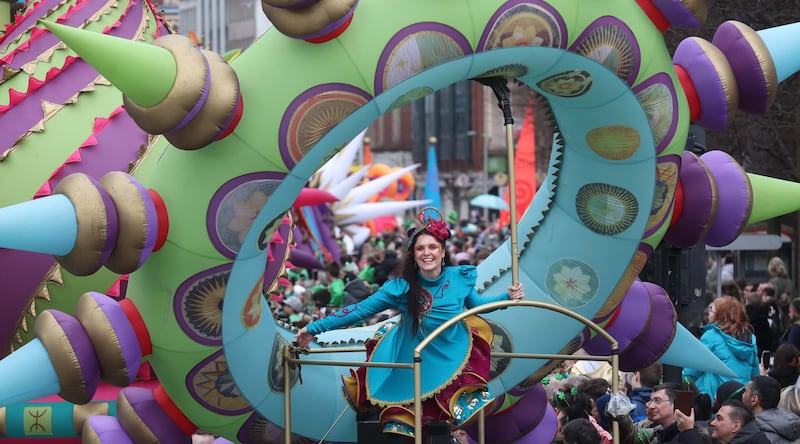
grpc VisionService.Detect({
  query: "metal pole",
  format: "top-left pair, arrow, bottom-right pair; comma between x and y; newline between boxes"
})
474,77 -> 519,284
483,133 -> 490,223
504,122 -> 519,284
414,356 -> 422,444
283,345 -> 292,444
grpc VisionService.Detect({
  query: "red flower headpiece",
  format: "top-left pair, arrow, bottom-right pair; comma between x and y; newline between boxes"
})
407,207 -> 451,249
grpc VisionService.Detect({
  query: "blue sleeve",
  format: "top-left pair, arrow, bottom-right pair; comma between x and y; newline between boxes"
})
306,278 -> 407,335
461,265 -> 510,309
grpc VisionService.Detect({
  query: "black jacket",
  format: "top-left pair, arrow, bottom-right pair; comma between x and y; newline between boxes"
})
731,420 -> 771,444
655,422 -> 705,444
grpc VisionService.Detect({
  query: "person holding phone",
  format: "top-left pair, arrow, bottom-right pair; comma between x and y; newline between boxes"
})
634,382 -> 706,443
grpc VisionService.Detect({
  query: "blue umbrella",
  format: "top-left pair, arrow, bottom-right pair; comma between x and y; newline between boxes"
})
470,194 -> 509,211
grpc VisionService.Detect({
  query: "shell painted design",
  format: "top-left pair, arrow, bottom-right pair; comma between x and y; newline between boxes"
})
585,125 -> 641,160
575,183 -> 639,235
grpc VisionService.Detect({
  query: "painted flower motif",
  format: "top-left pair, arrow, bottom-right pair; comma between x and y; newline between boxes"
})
552,265 -> 592,305
426,220 -> 451,241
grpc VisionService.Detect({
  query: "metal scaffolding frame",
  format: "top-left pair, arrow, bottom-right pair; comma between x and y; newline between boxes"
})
283,300 -> 620,444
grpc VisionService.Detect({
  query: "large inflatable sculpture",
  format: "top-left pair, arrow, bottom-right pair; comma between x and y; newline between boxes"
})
2,0 -> 800,442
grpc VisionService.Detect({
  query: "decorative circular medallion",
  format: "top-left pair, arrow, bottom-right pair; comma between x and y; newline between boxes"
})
546,258 -> 599,308
575,183 -> 639,235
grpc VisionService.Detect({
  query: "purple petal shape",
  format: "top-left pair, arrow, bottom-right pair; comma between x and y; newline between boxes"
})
618,283 -> 677,371
118,387 -> 190,443
583,279 -> 651,356
713,21 -> 776,114
664,151 -> 716,248
673,37 -> 736,131
84,415 -> 134,444
700,151 -> 752,247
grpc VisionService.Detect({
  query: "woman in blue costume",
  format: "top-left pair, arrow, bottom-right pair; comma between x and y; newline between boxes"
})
682,296 -> 760,399
295,210 -> 525,438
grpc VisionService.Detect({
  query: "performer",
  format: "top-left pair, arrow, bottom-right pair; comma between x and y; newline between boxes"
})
295,208 -> 524,438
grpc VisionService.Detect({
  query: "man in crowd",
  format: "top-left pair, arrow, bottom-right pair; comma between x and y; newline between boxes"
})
645,382 -> 705,443
709,399 -> 769,444
628,363 -> 663,422
742,376 -> 800,443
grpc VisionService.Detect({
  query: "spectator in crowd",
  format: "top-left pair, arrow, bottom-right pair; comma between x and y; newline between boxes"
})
758,284 -> 787,351
742,375 -> 800,443
643,382 -> 706,443
562,418 -> 602,444
745,290 -> 773,355
628,363 -> 663,422
713,380 -> 746,412
683,296 -> 760,398
777,385 -> 800,418
710,399 -> 770,444
552,383 -> 612,444
783,298 -> 800,349
767,344 -> 799,388
341,270 -> 372,307
278,296 -> 311,328
310,288 -> 332,320
768,257 -> 795,302
324,261 -> 345,308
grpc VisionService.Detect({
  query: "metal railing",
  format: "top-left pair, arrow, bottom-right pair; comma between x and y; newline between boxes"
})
283,300 -> 620,444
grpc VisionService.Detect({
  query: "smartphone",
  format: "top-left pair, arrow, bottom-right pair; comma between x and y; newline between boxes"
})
674,390 -> 693,415
762,350 -> 772,370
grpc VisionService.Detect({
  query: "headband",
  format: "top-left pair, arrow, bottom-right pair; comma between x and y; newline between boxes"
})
406,207 -> 451,250
726,385 -> 746,401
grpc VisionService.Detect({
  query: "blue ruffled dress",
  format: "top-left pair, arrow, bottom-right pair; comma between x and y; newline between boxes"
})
306,265 -> 510,406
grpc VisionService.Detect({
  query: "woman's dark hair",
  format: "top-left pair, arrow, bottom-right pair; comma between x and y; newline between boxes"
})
562,418 -> 601,444
401,229 -> 451,331
773,343 -> 799,369
552,383 -> 592,426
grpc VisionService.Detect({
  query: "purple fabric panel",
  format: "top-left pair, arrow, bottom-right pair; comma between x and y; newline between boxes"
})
0,59 -> 99,150
664,151 -> 715,248
468,404 -> 557,444
465,384 -> 547,441
48,113 -> 149,188
120,387 -> 190,443
85,415 -> 134,444
700,151 -> 751,247
0,0 -> 66,48
0,250 -> 56,358
288,249 -> 324,270
9,0 -> 144,68
712,22 -> 771,114
619,283 -> 676,371
652,0 -> 702,29
89,292 -> 142,384
211,438 -> 235,444
49,310 -> 101,396
672,38 -> 731,131
0,0 -> 144,151
584,279 -> 650,356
